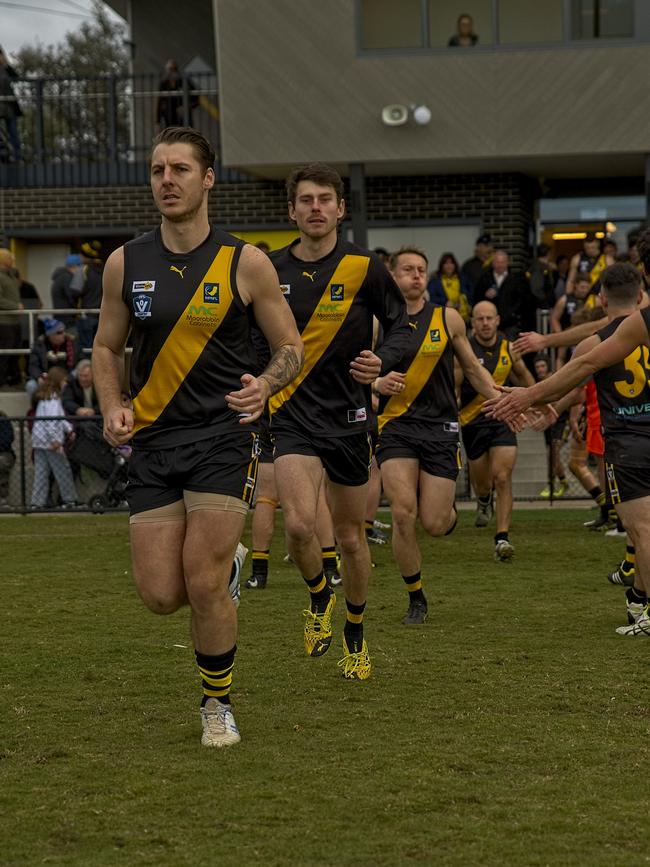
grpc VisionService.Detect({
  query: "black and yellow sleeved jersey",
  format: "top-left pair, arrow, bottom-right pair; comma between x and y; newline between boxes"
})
593,309 -> 650,467
122,226 -> 257,448
268,238 -> 409,438
377,302 -> 457,437
459,334 -> 513,427
577,251 -> 607,291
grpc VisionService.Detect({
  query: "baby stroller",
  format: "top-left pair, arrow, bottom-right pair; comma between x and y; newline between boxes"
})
88,446 -> 130,513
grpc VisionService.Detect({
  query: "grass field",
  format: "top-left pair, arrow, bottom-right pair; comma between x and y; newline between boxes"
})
2,508 -> 649,867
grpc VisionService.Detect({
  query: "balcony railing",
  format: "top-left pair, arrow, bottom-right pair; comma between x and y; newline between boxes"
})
0,72 -> 248,187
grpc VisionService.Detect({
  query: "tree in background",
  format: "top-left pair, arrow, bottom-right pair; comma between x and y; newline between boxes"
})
13,2 -> 131,163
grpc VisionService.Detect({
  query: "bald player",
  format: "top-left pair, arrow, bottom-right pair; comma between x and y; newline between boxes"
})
457,301 -> 535,560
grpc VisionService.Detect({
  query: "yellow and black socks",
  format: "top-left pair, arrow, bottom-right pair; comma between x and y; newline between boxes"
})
322,546 -> 338,575
344,599 -> 365,653
402,571 -> 425,604
623,545 -> 636,575
252,550 -> 269,580
196,645 -> 236,707
303,570 -> 331,612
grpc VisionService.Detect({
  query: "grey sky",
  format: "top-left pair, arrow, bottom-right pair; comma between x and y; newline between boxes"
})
1,0 -> 124,57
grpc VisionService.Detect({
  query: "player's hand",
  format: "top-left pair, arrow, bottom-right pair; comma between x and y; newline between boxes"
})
525,407 -> 552,432
226,373 -> 270,424
511,331 -> 546,356
374,371 -> 406,396
570,420 -> 584,444
350,349 -> 382,384
104,406 -> 134,445
484,386 -> 533,423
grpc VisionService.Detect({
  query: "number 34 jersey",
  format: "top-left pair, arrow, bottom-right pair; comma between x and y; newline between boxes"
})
268,239 -> 409,438
594,309 -> 650,467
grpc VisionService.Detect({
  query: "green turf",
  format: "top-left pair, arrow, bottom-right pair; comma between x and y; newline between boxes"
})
2,510 -> 648,866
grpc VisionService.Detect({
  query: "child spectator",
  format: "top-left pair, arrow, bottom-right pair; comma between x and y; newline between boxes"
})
30,366 -> 78,509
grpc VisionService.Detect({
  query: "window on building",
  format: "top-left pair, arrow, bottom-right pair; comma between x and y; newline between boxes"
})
360,0 -> 423,49
428,0 -> 493,48
499,0 -> 564,43
359,0 -> 636,50
571,0 -> 635,39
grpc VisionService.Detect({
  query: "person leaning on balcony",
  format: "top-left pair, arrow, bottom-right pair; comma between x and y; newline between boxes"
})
70,241 -> 104,353
26,318 -> 79,399
51,254 -> 82,331
155,59 -> 198,132
0,48 -> 22,162
0,249 -> 23,388
448,13 -> 479,47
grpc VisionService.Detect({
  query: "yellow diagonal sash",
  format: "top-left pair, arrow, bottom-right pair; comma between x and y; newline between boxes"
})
133,245 -> 235,434
459,338 -> 512,426
589,254 -> 606,287
378,306 -> 446,433
269,255 -> 369,416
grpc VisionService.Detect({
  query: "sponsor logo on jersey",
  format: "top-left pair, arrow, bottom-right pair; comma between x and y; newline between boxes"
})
169,265 -> 187,279
203,282 -> 220,303
280,284 -> 291,295
347,407 -> 367,423
478,357 -> 485,365
409,321 -> 417,330
429,329 -> 440,341
133,294 -> 152,319
302,271 -> 317,282
132,280 -> 155,292
501,355 -> 509,365
330,284 -> 344,302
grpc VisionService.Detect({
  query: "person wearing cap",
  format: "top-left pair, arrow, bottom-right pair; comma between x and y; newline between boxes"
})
0,248 -> 23,388
26,318 -> 79,398
51,253 -> 82,330
461,234 -> 494,294
70,241 -> 104,352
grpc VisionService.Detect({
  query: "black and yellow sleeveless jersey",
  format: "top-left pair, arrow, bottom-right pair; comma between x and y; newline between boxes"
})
377,302 -> 457,437
577,252 -> 607,288
593,310 -> 650,467
459,333 -> 513,427
268,238 -> 409,438
123,226 -> 257,448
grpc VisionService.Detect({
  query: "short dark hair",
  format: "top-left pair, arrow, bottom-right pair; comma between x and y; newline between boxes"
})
286,163 -> 344,204
389,246 -> 429,271
637,228 -> 650,273
537,243 -> 550,257
436,252 -> 459,276
150,126 -> 215,175
584,232 -> 599,244
600,262 -> 642,305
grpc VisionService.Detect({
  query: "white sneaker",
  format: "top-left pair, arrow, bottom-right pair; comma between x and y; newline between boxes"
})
229,543 -> 248,608
494,539 -> 514,562
200,698 -> 241,747
605,528 -> 627,538
616,607 -> 650,636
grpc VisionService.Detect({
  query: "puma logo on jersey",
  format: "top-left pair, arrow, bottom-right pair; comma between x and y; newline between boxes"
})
170,265 -> 187,279
302,271 -> 317,282
408,322 -> 417,330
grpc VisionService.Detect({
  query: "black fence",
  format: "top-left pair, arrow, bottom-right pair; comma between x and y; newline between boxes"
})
0,72 -> 248,187
0,415 -> 129,514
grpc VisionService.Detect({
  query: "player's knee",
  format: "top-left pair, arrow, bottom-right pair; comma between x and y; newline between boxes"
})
421,511 -> 450,537
337,524 -> 365,556
568,459 -> 582,476
284,513 -> 317,546
137,583 -> 186,615
493,468 -> 512,489
391,503 -> 417,530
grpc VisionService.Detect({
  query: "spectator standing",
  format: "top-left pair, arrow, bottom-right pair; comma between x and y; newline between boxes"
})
461,234 -> 493,294
528,243 -> 557,312
15,268 -> 43,348
0,409 -> 15,507
448,14 -> 479,47
553,254 -> 570,299
473,249 -> 535,338
51,254 -> 82,330
0,248 -> 23,387
155,59 -> 198,131
70,241 -> 103,353
427,252 -> 472,321
0,48 -> 22,161
26,319 -> 79,397
30,366 -> 78,509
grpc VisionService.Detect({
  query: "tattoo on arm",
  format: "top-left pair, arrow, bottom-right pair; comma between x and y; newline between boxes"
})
259,345 -> 303,395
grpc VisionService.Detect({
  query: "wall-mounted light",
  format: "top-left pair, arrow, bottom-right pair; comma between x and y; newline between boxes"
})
381,104 -> 432,127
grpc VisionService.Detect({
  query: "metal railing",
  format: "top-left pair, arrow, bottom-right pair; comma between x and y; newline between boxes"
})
0,308 -> 100,357
0,72 -> 248,187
